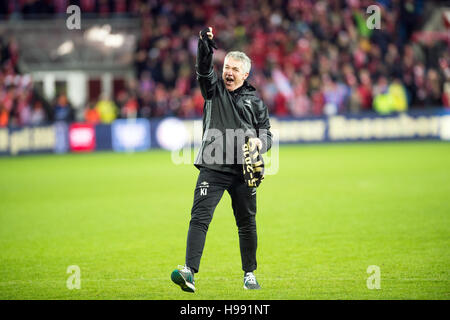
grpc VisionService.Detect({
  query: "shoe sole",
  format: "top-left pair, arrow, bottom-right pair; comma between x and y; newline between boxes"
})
171,270 -> 195,293
243,285 -> 261,290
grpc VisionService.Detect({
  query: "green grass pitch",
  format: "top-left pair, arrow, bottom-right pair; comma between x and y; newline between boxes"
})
0,141 -> 449,299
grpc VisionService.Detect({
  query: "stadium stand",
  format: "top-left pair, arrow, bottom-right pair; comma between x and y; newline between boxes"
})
0,0 -> 449,127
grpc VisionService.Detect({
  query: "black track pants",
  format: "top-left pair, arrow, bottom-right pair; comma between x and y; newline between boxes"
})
185,167 -> 257,273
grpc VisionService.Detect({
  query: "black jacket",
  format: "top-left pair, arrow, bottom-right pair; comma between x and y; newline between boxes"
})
194,38 -> 273,175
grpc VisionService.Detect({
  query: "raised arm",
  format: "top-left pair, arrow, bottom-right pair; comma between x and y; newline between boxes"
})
196,27 -> 218,100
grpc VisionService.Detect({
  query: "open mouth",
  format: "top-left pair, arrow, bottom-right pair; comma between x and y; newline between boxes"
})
225,76 -> 234,86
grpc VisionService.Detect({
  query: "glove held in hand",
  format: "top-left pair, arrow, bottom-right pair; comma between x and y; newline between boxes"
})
242,137 -> 265,188
200,27 -> 218,50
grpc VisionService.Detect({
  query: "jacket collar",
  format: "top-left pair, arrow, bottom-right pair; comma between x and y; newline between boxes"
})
243,80 -> 256,92
230,80 -> 256,95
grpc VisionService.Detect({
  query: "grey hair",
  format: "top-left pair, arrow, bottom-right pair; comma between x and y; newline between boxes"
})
224,51 -> 252,74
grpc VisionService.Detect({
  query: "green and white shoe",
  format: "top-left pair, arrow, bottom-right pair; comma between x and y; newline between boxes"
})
243,272 -> 261,290
171,265 -> 195,293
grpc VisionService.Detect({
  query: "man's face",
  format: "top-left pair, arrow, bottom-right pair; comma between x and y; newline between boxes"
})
222,57 -> 249,91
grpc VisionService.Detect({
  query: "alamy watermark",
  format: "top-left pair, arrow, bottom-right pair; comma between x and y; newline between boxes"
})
171,125 -> 280,175
66,5 -> 81,30
66,265 -> 81,290
366,265 -> 381,289
366,5 -> 381,30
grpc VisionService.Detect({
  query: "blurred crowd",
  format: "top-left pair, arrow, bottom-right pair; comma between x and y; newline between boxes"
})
1,0 -> 450,127
129,0 -> 450,118
0,37 -> 51,127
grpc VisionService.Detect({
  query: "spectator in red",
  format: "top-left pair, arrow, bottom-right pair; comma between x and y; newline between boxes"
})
0,102 -> 8,127
443,83 -> 450,109
357,69 -> 373,111
311,89 -> 325,116
192,88 -> 204,116
273,92 -> 289,117
121,94 -> 139,118
84,102 -> 100,124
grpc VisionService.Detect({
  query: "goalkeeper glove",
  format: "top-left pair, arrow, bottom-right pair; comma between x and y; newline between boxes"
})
242,137 -> 265,188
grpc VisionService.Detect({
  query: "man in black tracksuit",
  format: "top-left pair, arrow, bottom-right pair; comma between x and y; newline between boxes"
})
171,27 -> 272,292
